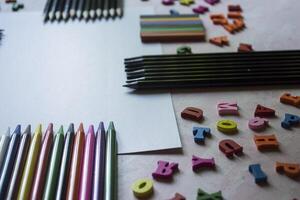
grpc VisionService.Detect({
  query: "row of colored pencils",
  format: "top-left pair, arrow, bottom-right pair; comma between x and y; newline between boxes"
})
0,122 -> 117,200
124,50 -> 300,89
43,0 -> 123,22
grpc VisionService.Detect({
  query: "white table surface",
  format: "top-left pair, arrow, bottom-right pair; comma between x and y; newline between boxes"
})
1,0 -> 300,199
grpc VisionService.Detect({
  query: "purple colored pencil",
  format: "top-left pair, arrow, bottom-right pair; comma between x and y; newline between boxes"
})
92,122 -> 106,200
79,125 -> 96,200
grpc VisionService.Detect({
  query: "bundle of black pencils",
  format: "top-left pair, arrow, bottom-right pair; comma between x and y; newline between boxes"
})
124,50 -> 300,90
43,0 -> 123,22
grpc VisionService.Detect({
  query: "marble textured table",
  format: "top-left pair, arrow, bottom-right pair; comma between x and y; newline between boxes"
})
1,0 -> 300,199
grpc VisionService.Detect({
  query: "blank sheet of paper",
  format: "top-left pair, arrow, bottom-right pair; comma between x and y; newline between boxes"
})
0,8 -> 181,154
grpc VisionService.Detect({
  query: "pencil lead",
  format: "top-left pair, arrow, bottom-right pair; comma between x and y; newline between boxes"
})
24,125 -> 31,134
58,125 -> 64,134
108,121 -> 115,131
46,123 -> 53,133
67,123 -> 75,133
78,123 -> 84,133
97,122 -> 105,133
35,124 -> 42,135
48,12 -> 55,21
88,125 -> 95,135
13,124 -> 21,134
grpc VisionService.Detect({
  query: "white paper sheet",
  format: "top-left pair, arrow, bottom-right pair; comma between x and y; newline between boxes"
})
0,8 -> 181,154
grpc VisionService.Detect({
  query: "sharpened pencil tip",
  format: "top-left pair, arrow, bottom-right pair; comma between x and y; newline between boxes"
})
88,125 -> 95,135
89,10 -> 95,19
97,122 -> 105,133
76,10 -> 82,19
58,125 -> 64,134
108,121 -> 115,131
47,123 -> 53,133
14,125 -> 21,134
83,11 -> 89,20
78,123 -> 84,133
68,123 -> 75,133
70,9 -> 76,18
116,8 -> 122,17
62,12 -> 68,20
103,10 -> 108,18
24,125 -> 31,134
35,124 -> 42,135
55,12 -> 61,21
96,9 -> 102,18
109,9 -> 115,17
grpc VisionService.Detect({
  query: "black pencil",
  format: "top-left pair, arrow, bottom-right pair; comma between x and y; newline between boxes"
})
48,0 -> 60,21
83,0 -> 91,20
70,0 -> 78,18
55,0 -> 66,20
102,0 -> 109,18
124,50 -> 300,89
76,0 -> 85,19
116,0 -> 122,17
95,0 -> 103,18
43,0 -> 53,22
89,0 -> 96,19
63,0 -> 73,20
109,0 -> 115,18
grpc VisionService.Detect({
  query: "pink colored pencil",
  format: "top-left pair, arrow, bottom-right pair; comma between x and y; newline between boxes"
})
30,123 -> 54,200
79,125 -> 96,200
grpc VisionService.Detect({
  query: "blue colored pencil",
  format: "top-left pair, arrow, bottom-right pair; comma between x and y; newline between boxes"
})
6,125 -> 31,200
0,125 -> 21,199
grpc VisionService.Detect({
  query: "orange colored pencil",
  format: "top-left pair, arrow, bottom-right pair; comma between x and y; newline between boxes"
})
66,123 -> 85,200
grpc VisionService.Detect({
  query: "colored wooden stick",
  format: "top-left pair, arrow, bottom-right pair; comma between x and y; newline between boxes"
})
80,125 -> 96,200
43,126 -> 64,200
17,124 -> 42,200
92,122 -> 106,200
66,123 -> 85,200
0,125 -> 21,199
31,123 -> 54,200
56,123 -> 75,200
6,125 -> 31,200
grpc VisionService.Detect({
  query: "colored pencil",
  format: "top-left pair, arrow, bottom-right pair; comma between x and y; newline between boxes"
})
89,0 -> 96,19
104,122 -> 117,200
116,0 -> 122,17
70,0 -> 78,18
83,0 -> 91,20
17,124 -> 42,200
0,125 -> 21,199
55,123 -> 75,200
48,0 -> 60,21
62,0 -> 72,20
92,122 -> 106,200
43,126 -> 64,200
102,0 -> 109,18
30,123 -> 54,200
80,125 -> 95,200
76,0 -> 85,19
108,0 -> 115,18
0,128 -> 10,176
43,0 -> 53,21
66,123 -> 85,200
95,0 -> 103,18
6,125 -> 31,200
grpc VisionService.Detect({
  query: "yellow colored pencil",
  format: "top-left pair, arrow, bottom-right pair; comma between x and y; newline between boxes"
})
17,124 -> 42,200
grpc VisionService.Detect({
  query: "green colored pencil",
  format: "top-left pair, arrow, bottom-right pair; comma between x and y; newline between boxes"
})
43,126 -> 64,200
104,122 -> 117,200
